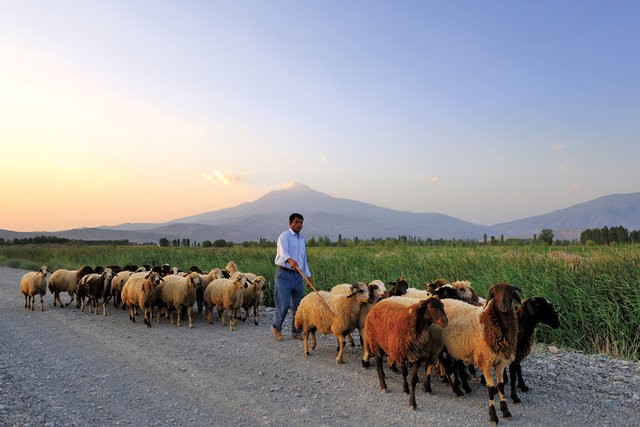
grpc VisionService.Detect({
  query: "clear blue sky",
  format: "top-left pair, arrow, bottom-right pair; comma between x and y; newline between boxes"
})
1,1 -> 639,231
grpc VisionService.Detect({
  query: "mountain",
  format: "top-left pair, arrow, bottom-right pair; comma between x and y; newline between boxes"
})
489,192 -> 640,240
2,184 -> 640,243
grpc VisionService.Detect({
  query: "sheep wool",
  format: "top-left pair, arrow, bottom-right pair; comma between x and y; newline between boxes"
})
20,266 -> 49,311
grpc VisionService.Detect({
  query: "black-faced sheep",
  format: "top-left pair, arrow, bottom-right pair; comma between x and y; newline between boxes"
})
363,297 -> 449,409
508,297 -> 560,403
293,283 -> 371,364
440,282 -> 522,423
120,271 -> 164,328
48,265 -> 94,307
19,266 -> 49,311
387,277 -> 409,296
155,272 -> 202,328
76,268 -> 115,316
203,273 -> 249,331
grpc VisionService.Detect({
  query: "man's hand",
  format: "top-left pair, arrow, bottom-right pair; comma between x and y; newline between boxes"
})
287,258 -> 299,270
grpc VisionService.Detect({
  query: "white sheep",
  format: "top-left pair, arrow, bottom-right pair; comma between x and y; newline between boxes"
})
224,261 -> 239,276
293,283 -> 371,364
196,268 -> 229,314
110,269 -> 137,308
203,273 -> 249,331
19,266 -> 49,311
439,283 -> 522,424
155,272 -> 202,328
120,271 -> 164,328
330,280 -> 389,347
48,265 -> 94,307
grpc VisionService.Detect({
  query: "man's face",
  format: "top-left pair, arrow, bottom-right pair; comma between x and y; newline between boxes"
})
290,217 -> 303,233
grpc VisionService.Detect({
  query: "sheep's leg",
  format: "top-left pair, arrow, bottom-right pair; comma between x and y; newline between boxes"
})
144,307 -> 152,328
229,309 -> 237,331
310,331 -> 317,350
482,369 -> 499,423
39,294 -> 45,311
424,362 -> 433,393
28,295 -> 34,310
253,304 -> 259,325
176,306 -> 182,327
102,301 -> 107,316
335,334 -> 346,364
401,362 -> 410,394
303,330 -> 310,356
457,361 -> 472,394
187,305 -> 193,329
375,353 -> 387,392
217,308 -> 225,326
128,305 -> 136,323
65,292 -> 75,308
515,362 -> 528,392
346,333 -> 355,347
437,353 -> 464,396
496,365 -> 511,418
361,348 -> 371,368
23,294 -> 28,309
408,361 -> 420,410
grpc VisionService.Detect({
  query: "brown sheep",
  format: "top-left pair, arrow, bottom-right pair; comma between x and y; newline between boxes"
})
121,272 -> 164,328
363,297 -> 449,410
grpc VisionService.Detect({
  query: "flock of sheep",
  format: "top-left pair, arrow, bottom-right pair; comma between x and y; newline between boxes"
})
18,262 -> 560,424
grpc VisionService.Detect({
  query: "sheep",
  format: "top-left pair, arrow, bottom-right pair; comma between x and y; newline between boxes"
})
48,265 -> 94,307
224,261 -> 239,276
19,266 -> 49,311
387,277 -> 409,296
110,265 -> 140,308
196,268 -> 230,314
508,297 -> 560,403
293,283 -> 371,364
203,273 -> 249,331
240,275 -> 267,325
439,282 -> 522,423
155,272 -> 202,328
120,271 -> 164,327
76,268 -> 115,316
330,280 -> 389,347
363,297 -> 449,409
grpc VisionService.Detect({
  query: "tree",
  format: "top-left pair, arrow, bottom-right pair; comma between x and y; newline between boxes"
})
539,229 -> 554,246
159,238 -> 169,247
202,240 -> 212,248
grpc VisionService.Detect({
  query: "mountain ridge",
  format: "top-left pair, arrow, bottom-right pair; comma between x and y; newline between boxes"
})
2,183 -> 639,243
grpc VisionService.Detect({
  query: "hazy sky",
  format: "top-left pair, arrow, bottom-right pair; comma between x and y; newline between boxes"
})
1,1 -> 639,232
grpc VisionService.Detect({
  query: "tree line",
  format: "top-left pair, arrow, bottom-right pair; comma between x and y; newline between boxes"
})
580,226 -> 640,245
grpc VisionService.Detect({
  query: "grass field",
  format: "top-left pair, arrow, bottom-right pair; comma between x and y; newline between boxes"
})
2,244 -> 639,360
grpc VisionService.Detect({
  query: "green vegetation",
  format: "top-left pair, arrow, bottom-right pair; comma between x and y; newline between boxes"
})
1,244 -> 638,360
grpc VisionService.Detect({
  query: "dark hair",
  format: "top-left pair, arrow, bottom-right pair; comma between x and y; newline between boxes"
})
289,212 -> 304,223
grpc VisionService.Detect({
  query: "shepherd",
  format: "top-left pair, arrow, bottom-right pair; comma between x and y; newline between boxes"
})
272,212 -> 313,341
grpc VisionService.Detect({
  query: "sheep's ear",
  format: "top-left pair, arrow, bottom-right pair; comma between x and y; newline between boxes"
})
145,271 -> 152,279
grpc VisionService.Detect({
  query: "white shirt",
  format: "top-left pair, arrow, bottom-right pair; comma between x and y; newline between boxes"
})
275,228 -> 311,277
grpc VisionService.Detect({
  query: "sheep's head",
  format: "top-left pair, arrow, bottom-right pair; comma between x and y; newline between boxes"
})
368,280 -> 389,299
431,284 -> 461,301
225,261 -> 239,275
387,278 -> 409,296
485,282 -> 523,314
145,272 -> 164,286
188,265 -> 203,274
346,282 -> 369,302
522,297 -> 560,329
234,273 -> 249,289
411,297 -> 448,332
251,276 -> 267,291
38,266 -> 49,277
426,278 -> 448,294
77,265 -> 94,279
187,271 -> 203,289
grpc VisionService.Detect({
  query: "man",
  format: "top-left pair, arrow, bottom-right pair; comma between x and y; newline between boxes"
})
272,212 -> 311,341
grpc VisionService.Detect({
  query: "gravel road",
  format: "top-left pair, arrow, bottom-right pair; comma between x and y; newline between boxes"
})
1,266 -> 639,426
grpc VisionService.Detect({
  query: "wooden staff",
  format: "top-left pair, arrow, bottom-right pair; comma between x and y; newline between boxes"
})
294,265 -> 335,317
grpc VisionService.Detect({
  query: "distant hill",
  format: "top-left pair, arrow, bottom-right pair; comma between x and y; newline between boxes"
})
2,184 -> 640,243
489,193 -> 640,240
